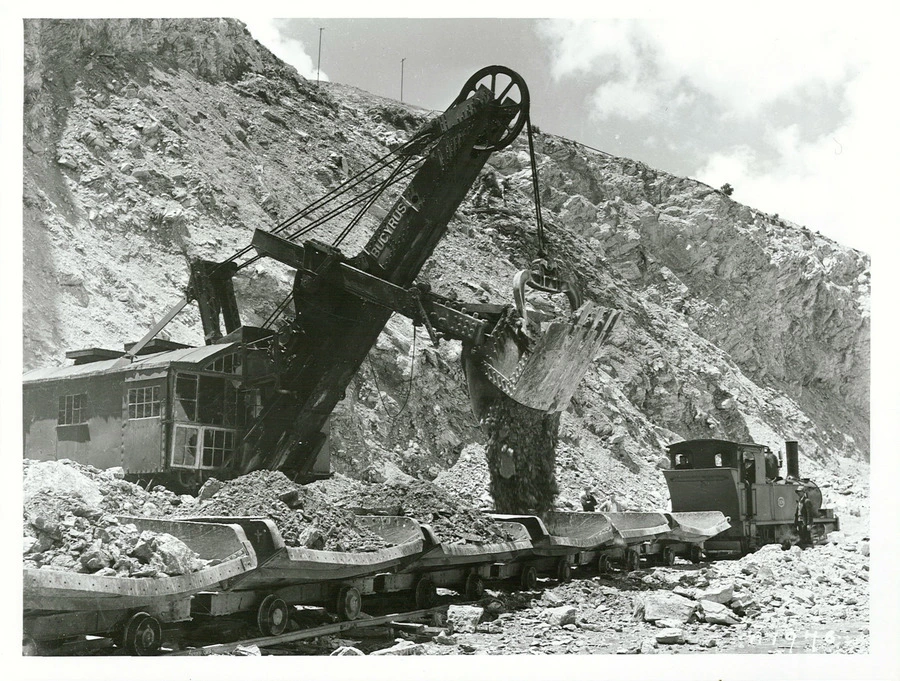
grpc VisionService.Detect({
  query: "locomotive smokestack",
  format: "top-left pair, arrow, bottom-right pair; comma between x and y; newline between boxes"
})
785,440 -> 800,478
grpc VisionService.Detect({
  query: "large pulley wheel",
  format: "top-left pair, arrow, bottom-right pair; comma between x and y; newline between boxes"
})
453,65 -> 529,151
335,586 -> 362,621
464,571 -> 485,600
120,612 -> 162,655
257,594 -> 290,635
414,576 -> 437,609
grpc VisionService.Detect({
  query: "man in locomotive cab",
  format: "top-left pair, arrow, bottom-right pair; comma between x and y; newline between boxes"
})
674,454 -> 692,470
741,451 -> 757,484
764,446 -> 782,482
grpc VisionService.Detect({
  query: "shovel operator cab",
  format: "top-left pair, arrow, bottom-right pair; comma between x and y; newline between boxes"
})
663,439 -> 839,557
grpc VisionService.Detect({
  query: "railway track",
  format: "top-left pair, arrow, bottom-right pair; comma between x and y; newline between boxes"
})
167,606 -> 447,656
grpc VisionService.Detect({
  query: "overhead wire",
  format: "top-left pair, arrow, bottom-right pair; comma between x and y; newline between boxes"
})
525,114 -> 546,257
367,321 -> 418,423
217,132 -> 432,269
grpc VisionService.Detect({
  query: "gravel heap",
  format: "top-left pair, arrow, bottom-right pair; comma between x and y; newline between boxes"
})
432,444 -> 491,507
414,534 -> 868,656
334,478 -> 515,545
24,458 -> 189,517
23,461 -> 209,576
482,395 -> 561,515
184,470 -> 392,552
618,533 -> 869,653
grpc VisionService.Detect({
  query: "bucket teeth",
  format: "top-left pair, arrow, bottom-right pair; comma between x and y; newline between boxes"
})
468,301 -> 619,415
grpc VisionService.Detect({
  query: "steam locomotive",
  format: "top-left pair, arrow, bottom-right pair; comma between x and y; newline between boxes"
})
663,439 -> 839,557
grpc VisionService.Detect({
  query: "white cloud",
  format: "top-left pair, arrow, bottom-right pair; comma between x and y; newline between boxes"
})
593,76 -> 660,120
539,17 -> 895,253
541,17 -> 860,118
240,17 -> 328,82
694,46 -> 895,254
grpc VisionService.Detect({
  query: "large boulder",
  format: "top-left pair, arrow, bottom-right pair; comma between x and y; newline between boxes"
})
698,600 -> 740,625
545,606 -> 577,627
151,532 -> 202,575
446,605 -> 484,634
24,460 -> 102,507
635,592 -> 697,624
696,582 -> 734,604
655,628 -> 685,644
131,530 -> 202,575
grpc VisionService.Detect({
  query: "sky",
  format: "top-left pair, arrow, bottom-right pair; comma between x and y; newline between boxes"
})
241,14 -> 899,255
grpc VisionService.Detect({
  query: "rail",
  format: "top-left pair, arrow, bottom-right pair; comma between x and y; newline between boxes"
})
167,606 -> 446,656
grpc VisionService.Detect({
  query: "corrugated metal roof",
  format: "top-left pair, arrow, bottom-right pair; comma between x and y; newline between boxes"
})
23,343 -> 238,384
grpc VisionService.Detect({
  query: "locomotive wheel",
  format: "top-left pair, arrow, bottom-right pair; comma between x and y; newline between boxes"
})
625,549 -> 641,572
464,571 -> 485,600
597,554 -> 612,575
414,577 -> 437,609
519,564 -> 538,591
335,586 -> 362,622
121,612 -> 162,656
453,65 -> 530,151
257,594 -> 290,635
556,559 -> 572,582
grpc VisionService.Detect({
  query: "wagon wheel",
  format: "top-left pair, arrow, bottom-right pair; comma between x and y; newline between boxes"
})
120,612 -> 162,656
414,576 -> 437,609
464,571 -> 485,600
688,545 -> 704,563
625,549 -> 641,572
597,554 -> 612,575
662,546 -> 677,566
519,564 -> 538,591
556,558 -> 572,582
335,586 -> 362,621
257,594 -> 290,635
453,65 -> 530,151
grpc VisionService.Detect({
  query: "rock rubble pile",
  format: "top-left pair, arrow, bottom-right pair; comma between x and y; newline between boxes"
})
482,395 -> 560,515
183,470 -> 392,552
23,460 -> 208,576
333,477 -> 515,545
420,534 -> 869,655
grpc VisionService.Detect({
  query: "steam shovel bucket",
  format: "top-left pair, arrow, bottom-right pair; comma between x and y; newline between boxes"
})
464,300 -> 619,418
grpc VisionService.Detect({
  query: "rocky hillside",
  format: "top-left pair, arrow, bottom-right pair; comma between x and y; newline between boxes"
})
22,19 -> 870,515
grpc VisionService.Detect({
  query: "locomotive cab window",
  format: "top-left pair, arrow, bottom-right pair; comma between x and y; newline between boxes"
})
58,393 -> 87,425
